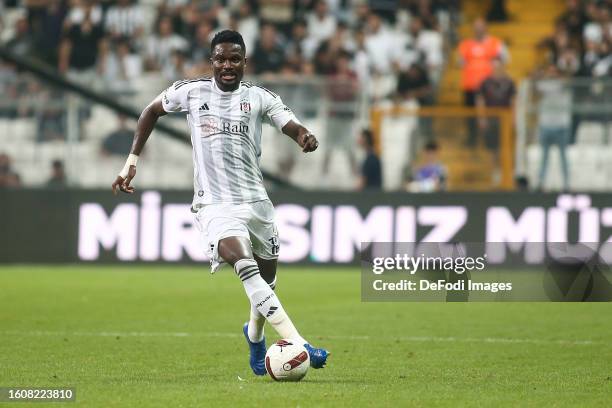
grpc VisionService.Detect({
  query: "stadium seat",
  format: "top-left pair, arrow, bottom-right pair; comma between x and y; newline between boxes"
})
575,122 -> 606,145
86,107 -> 119,141
10,118 -> 37,141
35,141 -> 67,163
0,119 -> 13,141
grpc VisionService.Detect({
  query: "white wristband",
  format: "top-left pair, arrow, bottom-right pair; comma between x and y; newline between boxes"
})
119,154 -> 139,178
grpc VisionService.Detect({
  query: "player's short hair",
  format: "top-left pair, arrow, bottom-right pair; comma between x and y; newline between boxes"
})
210,30 -> 246,55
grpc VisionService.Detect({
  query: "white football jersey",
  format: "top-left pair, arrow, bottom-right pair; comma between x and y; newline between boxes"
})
161,78 -> 298,208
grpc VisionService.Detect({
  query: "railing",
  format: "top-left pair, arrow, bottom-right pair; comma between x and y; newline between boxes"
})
370,105 -> 514,191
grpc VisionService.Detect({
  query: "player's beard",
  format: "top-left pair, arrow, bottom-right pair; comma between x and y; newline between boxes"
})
217,71 -> 240,91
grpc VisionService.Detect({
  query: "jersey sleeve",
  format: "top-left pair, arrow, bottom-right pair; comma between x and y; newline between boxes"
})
261,88 -> 300,132
161,81 -> 189,113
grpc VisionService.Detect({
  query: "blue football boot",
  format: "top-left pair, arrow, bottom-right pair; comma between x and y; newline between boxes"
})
242,323 -> 266,375
303,343 -> 330,368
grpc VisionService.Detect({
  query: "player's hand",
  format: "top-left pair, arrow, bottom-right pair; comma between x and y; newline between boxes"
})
298,131 -> 319,153
111,166 -> 137,195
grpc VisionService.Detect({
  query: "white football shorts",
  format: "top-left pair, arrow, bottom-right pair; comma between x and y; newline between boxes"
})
194,199 -> 280,273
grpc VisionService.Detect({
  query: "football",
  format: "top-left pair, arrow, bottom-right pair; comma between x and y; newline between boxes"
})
265,339 -> 310,382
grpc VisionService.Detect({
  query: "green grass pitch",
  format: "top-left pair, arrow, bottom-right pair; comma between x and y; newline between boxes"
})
0,265 -> 610,407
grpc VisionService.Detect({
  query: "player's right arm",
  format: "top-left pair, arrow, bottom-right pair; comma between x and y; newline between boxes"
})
112,81 -> 191,194
111,94 -> 168,195
111,80 -> 193,194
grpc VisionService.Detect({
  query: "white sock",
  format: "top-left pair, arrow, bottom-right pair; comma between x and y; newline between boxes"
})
247,276 -> 276,343
235,259 -> 306,345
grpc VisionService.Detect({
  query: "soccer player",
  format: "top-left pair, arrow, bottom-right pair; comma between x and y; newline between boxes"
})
111,30 -> 329,375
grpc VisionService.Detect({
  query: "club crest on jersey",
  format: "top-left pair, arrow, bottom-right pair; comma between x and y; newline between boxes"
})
240,101 -> 251,113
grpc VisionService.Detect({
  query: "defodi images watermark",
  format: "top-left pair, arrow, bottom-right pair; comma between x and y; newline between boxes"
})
361,242 -> 612,302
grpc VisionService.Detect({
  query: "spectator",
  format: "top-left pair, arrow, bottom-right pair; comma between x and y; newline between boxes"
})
407,141 -> 446,192
396,63 -> 434,142
357,129 -> 382,190
58,4 -> 107,87
364,12 -> 397,76
349,2 -> 371,28
557,0 -> 588,41
458,18 -> 507,110
486,0 -> 509,22
407,16 -> 443,81
258,0 -> 293,36
557,47 -> 581,75
353,28 -> 371,87
32,0 -> 67,66
581,6 -> 612,76
537,21 -> 573,66
251,23 -> 285,75
47,159 -> 67,189
535,65 -> 571,191
476,58 -> 515,152
330,22 -> 357,54
101,115 -> 134,156
307,0 -> 337,47
0,153 -> 21,188
396,63 -> 432,106
515,175 -> 529,191
459,18 -> 506,146
167,0 -> 201,40
6,16 -> 35,58
145,16 -> 188,73
105,0 -> 144,47
591,43 -> 612,77
404,0 -> 438,29
362,11 -> 402,99
477,59 -> 516,108
583,4 -> 611,46
158,0 -> 190,26
313,24 -> 354,75
235,3 -> 258,58
66,0 -> 103,26
188,21 -> 213,72
36,89 -> 66,142
285,19 -> 318,66
165,48 -> 188,80
323,51 -> 358,176
104,39 -> 143,92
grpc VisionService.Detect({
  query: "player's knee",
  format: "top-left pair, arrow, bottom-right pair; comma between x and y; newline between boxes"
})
218,236 -> 253,266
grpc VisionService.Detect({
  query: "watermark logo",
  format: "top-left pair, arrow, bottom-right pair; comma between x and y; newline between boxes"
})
361,242 -> 612,302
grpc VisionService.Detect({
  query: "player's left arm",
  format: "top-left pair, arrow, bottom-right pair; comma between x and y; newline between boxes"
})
282,121 -> 319,153
264,91 -> 319,153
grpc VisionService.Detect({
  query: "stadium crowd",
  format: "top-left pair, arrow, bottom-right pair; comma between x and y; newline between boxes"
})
532,0 -> 612,190
4,1 -> 610,191
0,0 -> 458,190
1,0 -> 455,98
538,0 -> 612,78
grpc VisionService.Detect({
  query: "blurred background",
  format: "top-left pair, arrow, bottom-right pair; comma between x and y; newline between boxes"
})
2,0 -> 610,193
1,4 -> 610,401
